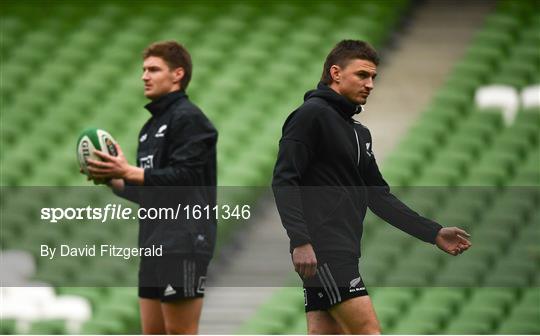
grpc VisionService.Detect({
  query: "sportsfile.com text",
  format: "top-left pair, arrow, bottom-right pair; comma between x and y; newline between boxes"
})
40,204 -> 251,223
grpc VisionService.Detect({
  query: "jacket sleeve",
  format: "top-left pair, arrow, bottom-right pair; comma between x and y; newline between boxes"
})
144,111 -> 217,186
272,105 -> 320,252
362,130 -> 442,244
112,181 -> 140,204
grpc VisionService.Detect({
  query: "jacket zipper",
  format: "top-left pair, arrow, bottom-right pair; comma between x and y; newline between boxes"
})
353,128 -> 360,166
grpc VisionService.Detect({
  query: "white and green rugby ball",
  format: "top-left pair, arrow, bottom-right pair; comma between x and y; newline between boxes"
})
77,128 -> 118,176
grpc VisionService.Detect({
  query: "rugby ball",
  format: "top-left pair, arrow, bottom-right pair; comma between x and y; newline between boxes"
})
76,128 -> 118,177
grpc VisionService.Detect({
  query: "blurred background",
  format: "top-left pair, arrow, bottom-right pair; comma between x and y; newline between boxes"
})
1,0 -> 539,334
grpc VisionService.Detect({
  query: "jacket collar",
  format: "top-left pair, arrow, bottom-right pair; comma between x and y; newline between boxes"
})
305,83 -> 363,120
144,90 -> 187,116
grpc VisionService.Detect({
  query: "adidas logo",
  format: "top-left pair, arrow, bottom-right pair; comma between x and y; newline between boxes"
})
164,284 -> 176,296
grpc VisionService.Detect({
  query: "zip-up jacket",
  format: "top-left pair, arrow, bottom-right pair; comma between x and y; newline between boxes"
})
272,83 -> 442,257
115,90 -> 217,259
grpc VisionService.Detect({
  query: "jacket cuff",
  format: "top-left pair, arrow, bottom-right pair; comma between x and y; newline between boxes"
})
427,223 -> 443,244
143,168 -> 153,186
289,236 -> 311,252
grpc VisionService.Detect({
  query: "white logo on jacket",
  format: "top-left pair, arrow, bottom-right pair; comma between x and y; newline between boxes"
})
155,125 -> 167,138
139,155 -> 154,169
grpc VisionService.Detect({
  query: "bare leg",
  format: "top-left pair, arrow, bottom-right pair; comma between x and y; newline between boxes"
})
161,297 -> 204,334
139,298 -> 166,334
329,296 -> 381,334
307,310 -> 346,334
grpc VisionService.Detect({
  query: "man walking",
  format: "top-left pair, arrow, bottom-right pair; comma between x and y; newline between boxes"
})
272,40 -> 471,334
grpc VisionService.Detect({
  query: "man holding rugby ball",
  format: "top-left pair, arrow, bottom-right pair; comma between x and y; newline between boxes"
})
86,41 -> 217,334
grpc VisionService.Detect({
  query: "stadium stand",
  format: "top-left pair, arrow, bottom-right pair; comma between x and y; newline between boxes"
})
1,0 -> 538,334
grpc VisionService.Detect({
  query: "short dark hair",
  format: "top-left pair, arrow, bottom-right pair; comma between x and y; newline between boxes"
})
321,40 -> 379,85
143,41 -> 193,90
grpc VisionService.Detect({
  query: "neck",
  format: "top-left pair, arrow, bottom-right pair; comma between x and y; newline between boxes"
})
328,82 -> 341,96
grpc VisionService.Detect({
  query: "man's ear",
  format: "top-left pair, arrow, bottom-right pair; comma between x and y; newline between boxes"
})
330,65 -> 341,83
172,67 -> 185,85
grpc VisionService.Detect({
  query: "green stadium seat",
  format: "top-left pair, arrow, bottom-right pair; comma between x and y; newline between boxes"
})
452,60 -> 493,84
513,44 -> 540,65
420,287 -> 467,308
521,287 -> 540,305
288,317 -> 307,334
434,269 -> 479,287
81,318 -> 126,335
400,194 -> 439,216
93,303 -> 139,333
445,192 -> 487,217
394,255 -> 439,277
0,319 -> 17,334
511,119 -> 540,144
383,151 -> 428,176
494,71 -> 529,88
446,132 -> 488,160
463,44 -> 504,69
372,287 -> 416,310
483,13 -> 521,34
496,0 -> 536,17
265,287 -> 304,311
405,304 -> 452,325
25,29 -> 57,48
430,165 -> 465,186
359,258 -> 389,285
384,272 -> 430,287
493,257 -> 537,278
443,75 -> 484,97
473,28 -> 513,53
484,269 -> 530,287
497,318 -> 540,334
471,288 -> 517,307
458,122 -> 498,145
8,45 -> 46,69
445,257 -> 490,279
408,243 -> 444,264
432,89 -> 472,112
511,302 -> 540,323
471,226 -> 510,248
28,320 -> 67,335
463,168 -> 505,187
445,318 -> 492,334
373,303 -> 401,328
495,132 -> 533,158
392,318 -> 440,334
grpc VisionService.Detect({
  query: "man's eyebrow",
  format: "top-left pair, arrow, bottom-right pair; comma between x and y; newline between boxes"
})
356,70 -> 377,77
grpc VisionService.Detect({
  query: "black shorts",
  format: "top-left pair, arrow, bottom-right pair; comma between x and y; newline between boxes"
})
138,254 -> 208,302
302,253 -> 368,312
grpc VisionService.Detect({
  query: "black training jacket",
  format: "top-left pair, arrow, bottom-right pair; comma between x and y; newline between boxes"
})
115,90 -> 217,259
272,83 -> 442,257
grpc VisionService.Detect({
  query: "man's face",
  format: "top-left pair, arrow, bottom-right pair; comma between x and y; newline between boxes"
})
330,59 -> 377,105
141,56 -> 183,100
